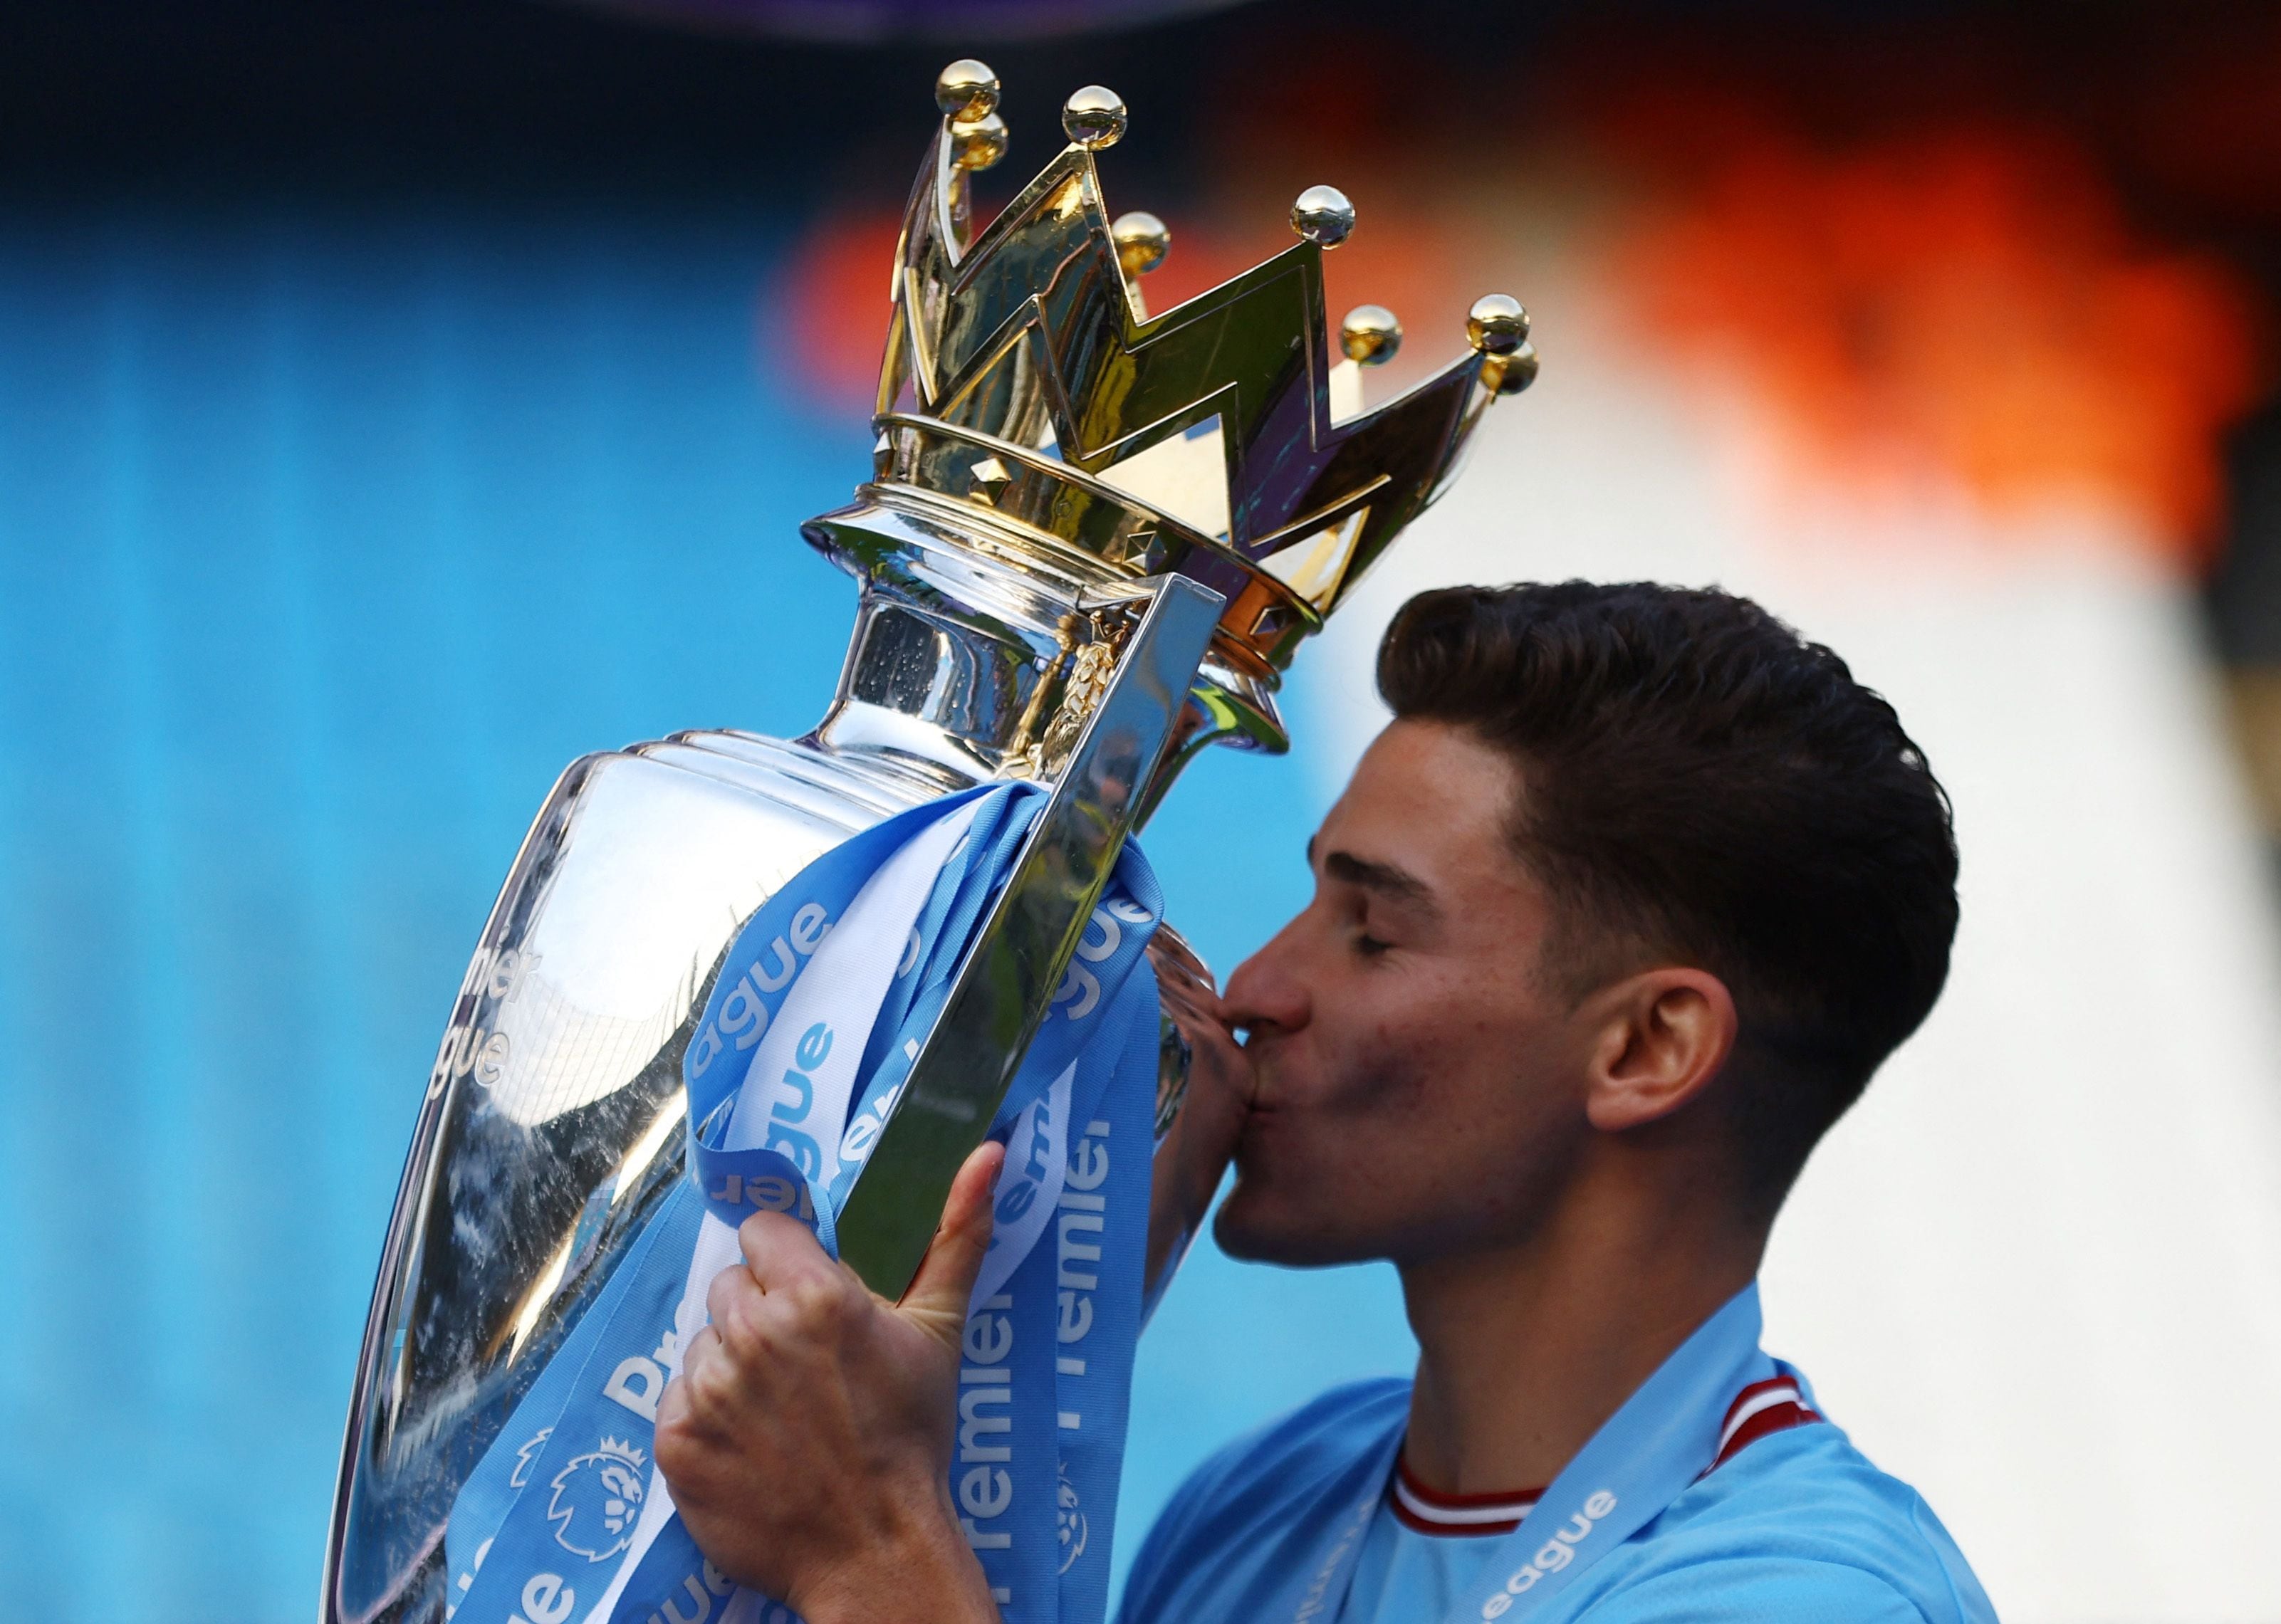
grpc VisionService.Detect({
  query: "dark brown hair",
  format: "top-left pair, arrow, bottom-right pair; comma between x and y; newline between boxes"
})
1378,581 -> 1958,1197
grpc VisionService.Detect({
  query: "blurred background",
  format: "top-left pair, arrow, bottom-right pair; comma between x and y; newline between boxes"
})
6,0 -> 2281,1619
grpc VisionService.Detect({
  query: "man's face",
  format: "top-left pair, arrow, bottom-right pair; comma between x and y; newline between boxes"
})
1214,718 -> 1603,1267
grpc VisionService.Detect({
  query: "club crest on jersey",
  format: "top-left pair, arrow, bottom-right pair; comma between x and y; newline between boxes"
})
1057,1465 -> 1088,1574
546,1436 -> 648,1562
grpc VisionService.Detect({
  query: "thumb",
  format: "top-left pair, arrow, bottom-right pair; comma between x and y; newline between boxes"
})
895,1138 -> 1005,1350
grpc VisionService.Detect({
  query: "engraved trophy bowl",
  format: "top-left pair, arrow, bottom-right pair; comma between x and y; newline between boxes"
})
325,61 -> 1533,1624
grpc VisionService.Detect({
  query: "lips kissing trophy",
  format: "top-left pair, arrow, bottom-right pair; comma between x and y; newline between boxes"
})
323,59 -> 1535,1624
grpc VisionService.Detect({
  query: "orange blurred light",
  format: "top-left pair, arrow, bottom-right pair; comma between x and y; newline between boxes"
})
1612,113 -> 2267,566
777,211 -> 904,412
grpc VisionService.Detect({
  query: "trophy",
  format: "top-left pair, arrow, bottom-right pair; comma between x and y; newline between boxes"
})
324,58 -> 1535,1624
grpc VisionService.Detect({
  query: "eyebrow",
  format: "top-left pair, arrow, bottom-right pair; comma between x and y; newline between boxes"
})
1308,836 -> 1438,913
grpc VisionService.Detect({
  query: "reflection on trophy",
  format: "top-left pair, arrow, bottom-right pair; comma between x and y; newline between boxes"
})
323,57 -> 1534,1624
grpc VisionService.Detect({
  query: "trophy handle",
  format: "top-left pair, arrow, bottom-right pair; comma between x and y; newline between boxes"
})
833,574 -> 1226,1299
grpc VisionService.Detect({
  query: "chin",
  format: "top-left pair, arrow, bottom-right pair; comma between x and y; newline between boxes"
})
1211,1183 -> 1376,1268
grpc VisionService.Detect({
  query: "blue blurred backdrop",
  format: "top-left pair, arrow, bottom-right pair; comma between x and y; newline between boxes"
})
24,1 -> 2281,1620
0,192 -> 1414,1620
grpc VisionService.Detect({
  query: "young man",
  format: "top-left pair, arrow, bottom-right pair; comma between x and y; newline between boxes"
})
653,582 -> 1996,1623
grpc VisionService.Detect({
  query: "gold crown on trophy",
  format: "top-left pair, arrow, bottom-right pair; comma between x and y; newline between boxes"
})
857,58 -> 1537,681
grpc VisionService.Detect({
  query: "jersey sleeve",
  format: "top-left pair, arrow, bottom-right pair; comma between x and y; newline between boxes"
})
1115,1378 -> 1413,1624
1575,1557 -> 1930,1623
1113,1429 -> 1255,1624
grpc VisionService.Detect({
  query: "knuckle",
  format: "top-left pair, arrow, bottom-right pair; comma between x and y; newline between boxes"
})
785,1269 -> 858,1331
706,1266 -> 749,1329
653,1392 -> 696,1465
714,1289 -> 772,1361
684,1339 -> 745,1419
738,1209 -> 806,1267
654,1435 -> 719,1509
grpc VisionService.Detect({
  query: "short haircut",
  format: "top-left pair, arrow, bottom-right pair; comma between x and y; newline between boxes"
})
1377,581 -> 1958,1199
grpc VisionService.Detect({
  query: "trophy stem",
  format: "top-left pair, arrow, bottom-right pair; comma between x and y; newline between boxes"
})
803,482 -> 1293,827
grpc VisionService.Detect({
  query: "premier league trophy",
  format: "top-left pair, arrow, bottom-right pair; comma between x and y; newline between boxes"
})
324,60 -> 1535,1624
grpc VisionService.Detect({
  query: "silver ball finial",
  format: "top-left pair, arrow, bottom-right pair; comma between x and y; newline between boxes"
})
1340,305 -> 1403,366
1112,211 -> 1171,276
1491,341 -> 1540,394
1466,294 -> 1530,355
936,59 -> 999,120
1062,85 -> 1128,150
1290,185 -> 1356,248
951,112 -> 1009,172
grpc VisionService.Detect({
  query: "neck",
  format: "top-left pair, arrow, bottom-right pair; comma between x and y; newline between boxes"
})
1396,1156 -> 1768,1494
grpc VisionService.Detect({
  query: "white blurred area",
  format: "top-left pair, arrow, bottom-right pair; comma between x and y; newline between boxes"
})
1300,269 -> 2281,1622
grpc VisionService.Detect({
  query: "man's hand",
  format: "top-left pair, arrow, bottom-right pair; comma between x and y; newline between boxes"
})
1147,938 -> 1255,1289
654,1141 -> 1006,1624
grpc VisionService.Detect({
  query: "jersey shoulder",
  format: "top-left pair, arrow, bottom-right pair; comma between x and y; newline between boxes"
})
1117,1378 -> 1411,1624
1553,1421 -> 1998,1624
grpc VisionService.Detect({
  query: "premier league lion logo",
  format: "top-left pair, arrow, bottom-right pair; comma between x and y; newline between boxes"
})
546,1435 -> 648,1562
508,1425 -> 553,1490
1056,1465 -> 1088,1575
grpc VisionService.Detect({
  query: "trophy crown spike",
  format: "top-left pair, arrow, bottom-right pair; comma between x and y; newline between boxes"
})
839,61 -> 1535,700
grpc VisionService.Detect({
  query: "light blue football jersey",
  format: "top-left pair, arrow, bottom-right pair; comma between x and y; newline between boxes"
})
1117,1379 -> 1997,1624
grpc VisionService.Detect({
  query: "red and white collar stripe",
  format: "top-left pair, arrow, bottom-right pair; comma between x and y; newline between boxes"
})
1389,1455 -> 1543,1536
1709,1373 -> 1824,1471
1389,1376 -> 1825,1538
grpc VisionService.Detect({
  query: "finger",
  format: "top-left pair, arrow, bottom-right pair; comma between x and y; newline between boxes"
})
706,1257 -> 756,1331
1147,936 -> 1218,1000
1160,990 -> 1231,1050
737,1207 -> 840,1292
897,1139 -> 1005,1336
1156,978 -> 1213,1029
680,1321 -> 723,1375
656,1361 -> 694,1432
668,1326 -> 727,1422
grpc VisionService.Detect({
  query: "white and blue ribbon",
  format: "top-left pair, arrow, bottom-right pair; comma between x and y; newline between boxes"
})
440,782 -> 1164,1624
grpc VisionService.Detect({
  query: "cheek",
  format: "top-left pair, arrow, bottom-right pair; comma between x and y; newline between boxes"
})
1302,997 -> 1479,1133
1331,984 -> 1567,1151
1253,955 -> 1567,1154
1303,1002 -> 1426,1117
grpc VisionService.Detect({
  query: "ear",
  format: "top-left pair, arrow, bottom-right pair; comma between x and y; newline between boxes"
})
1581,968 -> 1738,1132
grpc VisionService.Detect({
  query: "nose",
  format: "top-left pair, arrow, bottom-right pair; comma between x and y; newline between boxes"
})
1221,915 -> 1312,1041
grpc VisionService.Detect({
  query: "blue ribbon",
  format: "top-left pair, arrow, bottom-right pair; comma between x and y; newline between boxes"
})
441,782 -> 1164,1624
